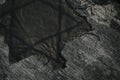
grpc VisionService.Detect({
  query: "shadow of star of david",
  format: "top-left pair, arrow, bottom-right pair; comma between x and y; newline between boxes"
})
0,0 -> 90,65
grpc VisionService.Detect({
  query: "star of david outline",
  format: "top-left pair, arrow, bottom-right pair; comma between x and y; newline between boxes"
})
0,0 -> 92,67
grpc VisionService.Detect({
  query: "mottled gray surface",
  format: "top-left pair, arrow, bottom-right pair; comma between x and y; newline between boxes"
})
71,0 -> 118,26
61,26 -> 120,80
0,35 -> 9,80
0,0 -> 120,80
7,24 -> 120,80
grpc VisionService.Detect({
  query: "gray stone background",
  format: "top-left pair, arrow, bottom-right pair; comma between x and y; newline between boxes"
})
0,0 -> 120,80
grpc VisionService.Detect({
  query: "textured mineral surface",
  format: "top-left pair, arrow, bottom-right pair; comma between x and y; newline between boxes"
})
0,0 -> 120,80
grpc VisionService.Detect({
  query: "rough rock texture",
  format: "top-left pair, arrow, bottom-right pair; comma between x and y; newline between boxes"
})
7,25 -> 120,80
0,35 -> 9,80
61,25 -> 120,80
0,0 -> 120,80
68,0 -> 119,26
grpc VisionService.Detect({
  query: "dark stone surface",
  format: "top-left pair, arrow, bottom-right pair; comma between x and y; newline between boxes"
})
7,25 -> 120,80
0,36 -> 9,80
1,0 -> 90,63
92,0 -> 109,5
0,0 -> 120,80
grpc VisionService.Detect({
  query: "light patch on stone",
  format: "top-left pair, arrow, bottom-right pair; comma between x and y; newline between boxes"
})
0,0 -> 5,5
75,0 -> 118,26
81,34 -> 99,48
87,4 -> 117,25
